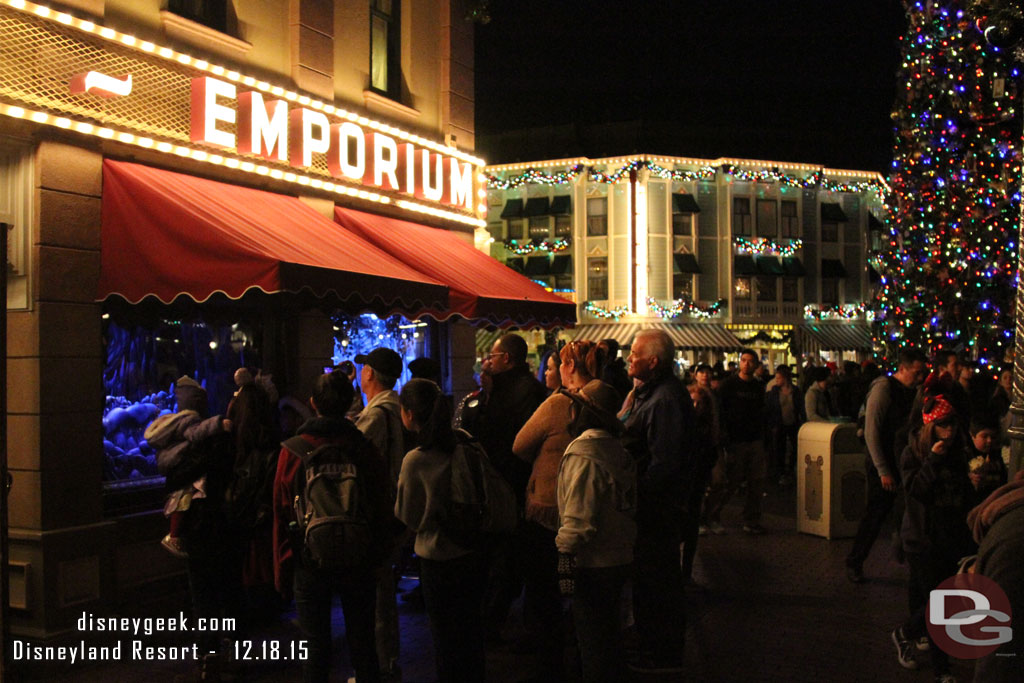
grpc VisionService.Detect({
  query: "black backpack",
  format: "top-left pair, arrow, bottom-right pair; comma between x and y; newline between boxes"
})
282,436 -> 374,572
442,430 -> 517,550
223,446 -> 279,535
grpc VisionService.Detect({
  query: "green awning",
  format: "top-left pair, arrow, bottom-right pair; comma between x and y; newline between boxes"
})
550,254 -> 573,274
501,199 -> 524,219
672,193 -> 701,213
821,258 -> 848,278
674,253 -> 701,274
755,255 -> 784,275
734,254 -> 757,275
523,197 -> 551,217
525,255 -> 551,275
506,257 -> 524,272
783,257 -> 806,276
550,195 -> 572,215
821,202 -> 848,222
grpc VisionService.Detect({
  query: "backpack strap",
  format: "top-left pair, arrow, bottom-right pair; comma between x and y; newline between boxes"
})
282,435 -> 318,465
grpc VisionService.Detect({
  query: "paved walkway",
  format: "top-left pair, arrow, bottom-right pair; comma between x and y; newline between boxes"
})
8,482 -> 977,682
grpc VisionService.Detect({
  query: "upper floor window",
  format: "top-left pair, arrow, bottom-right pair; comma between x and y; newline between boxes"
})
672,213 -> 692,236
734,276 -> 751,300
587,257 -> 608,300
554,215 -> 572,237
756,199 -> 777,237
732,197 -> 751,236
168,0 -> 228,33
821,221 -> 839,242
586,197 -> 608,236
673,274 -> 693,300
781,200 -> 799,238
370,0 -> 400,99
528,216 -> 550,240
507,219 -> 524,240
782,276 -> 799,302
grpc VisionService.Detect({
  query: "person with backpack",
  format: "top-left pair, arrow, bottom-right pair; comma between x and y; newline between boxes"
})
354,347 -> 407,682
273,370 -> 393,683
394,378 -> 494,683
556,380 -> 637,683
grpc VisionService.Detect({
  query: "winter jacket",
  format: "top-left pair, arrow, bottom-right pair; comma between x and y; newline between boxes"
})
272,416 -> 394,594
146,409 -> 203,477
355,389 -> 405,489
513,391 -> 575,530
765,382 -> 803,429
804,383 -> 832,423
462,365 -> 546,506
718,374 -> 765,444
622,373 -> 696,510
556,429 -> 637,568
899,431 -> 978,558
394,445 -> 475,562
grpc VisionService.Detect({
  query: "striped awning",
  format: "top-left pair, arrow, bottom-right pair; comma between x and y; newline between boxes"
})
797,322 -> 873,352
475,328 -> 504,356
569,322 -> 742,350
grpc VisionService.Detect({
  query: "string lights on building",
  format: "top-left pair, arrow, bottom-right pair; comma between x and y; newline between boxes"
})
733,237 -> 803,257
646,297 -> 726,319
503,238 -> 571,254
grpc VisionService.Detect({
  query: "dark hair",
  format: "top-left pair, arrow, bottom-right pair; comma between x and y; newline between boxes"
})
739,348 -> 760,365
934,349 -> 959,369
312,370 -> 355,418
226,382 -> 278,458
600,338 -> 621,358
898,348 -> 928,368
498,333 -> 528,366
400,378 -> 456,453
812,366 -> 831,383
538,347 -> 561,383
775,365 -> 792,380
695,363 -> 713,375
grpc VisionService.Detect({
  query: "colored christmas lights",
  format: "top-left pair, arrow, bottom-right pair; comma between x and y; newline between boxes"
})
871,1 -> 1019,375
486,165 -> 585,189
733,237 -> 804,256
584,301 -> 633,320
805,303 -> 871,321
646,297 -> 727,319
503,237 -> 571,254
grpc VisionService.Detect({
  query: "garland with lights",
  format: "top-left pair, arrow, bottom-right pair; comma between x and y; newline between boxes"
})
733,237 -> 803,257
734,329 -> 794,346
584,302 -> 633,320
805,303 -> 870,321
488,160 -> 887,198
645,297 -> 727,319
503,237 -> 571,254
872,0 -> 1020,375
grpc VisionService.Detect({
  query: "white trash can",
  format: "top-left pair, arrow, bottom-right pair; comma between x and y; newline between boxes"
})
796,422 -> 867,539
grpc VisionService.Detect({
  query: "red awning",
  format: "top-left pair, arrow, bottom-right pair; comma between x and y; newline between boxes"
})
99,160 -> 448,313
334,206 -> 576,329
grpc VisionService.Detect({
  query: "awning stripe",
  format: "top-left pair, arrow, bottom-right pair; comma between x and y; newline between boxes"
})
569,323 -> 742,349
798,323 -> 873,352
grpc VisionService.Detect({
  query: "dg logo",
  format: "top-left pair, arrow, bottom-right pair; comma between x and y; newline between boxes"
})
927,573 -> 1013,658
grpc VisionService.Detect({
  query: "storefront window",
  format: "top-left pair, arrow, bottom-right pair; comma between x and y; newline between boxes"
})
756,199 -> 777,237
587,257 -> 608,300
332,313 -> 429,389
732,197 -> 751,236
587,197 -> 608,236
781,200 -> 799,237
102,315 -> 262,484
734,276 -> 751,300
756,275 -> 777,302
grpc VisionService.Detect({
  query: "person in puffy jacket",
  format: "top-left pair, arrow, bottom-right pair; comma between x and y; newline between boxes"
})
556,380 -> 636,683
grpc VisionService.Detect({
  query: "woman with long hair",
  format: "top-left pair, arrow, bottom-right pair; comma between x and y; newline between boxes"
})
539,347 -> 563,395
395,378 -> 487,683
509,339 -> 608,678
891,394 -> 977,680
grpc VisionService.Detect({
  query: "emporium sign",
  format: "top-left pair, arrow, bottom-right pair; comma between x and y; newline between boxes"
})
0,1 -> 484,225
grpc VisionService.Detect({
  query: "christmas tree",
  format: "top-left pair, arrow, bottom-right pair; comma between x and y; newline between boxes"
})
872,0 -> 1021,378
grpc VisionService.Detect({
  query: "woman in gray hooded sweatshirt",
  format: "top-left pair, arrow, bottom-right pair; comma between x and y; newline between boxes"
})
555,379 -> 637,683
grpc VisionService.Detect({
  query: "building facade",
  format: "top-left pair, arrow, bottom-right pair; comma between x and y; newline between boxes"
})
483,155 -> 888,369
0,0 -> 573,642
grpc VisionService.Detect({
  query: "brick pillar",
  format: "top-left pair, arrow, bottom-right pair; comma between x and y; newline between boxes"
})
290,0 -> 335,100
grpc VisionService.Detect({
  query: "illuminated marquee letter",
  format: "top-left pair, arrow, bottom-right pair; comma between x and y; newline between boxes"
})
288,108 -> 330,168
398,143 -> 416,195
190,77 -> 236,149
445,158 -> 474,210
364,133 -> 400,191
418,150 -> 443,202
327,122 -> 366,181
237,92 -> 288,161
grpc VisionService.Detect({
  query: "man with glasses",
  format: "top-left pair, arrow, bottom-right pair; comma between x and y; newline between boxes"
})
462,333 -> 547,641
622,329 -> 695,673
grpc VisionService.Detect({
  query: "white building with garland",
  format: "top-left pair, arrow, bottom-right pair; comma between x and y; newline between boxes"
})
482,155 -> 888,370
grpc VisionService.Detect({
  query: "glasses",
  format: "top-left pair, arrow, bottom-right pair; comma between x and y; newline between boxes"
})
484,351 -> 507,360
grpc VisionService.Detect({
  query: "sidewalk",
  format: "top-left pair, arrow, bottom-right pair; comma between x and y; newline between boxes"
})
7,482 -> 976,682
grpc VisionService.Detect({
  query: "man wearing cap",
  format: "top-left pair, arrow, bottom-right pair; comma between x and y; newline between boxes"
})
622,328 -> 695,672
354,347 -> 406,683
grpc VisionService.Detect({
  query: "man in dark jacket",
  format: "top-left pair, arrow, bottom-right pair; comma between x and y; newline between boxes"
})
273,370 -> 392,683
622,329 -> 695,672
705,348 -> 770,534
845,348 -> 927,583
461,333 -> 546,642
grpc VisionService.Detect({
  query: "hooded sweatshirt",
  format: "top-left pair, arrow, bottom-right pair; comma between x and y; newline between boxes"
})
556,428 -> 637,568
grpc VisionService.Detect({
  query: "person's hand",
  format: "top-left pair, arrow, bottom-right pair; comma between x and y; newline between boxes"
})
880,474 -> 897,492
222,418 -> 233,432
931,439 -> 948,455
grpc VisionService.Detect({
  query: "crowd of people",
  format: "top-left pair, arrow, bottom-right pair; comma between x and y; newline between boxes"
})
149,333 -> 1021,683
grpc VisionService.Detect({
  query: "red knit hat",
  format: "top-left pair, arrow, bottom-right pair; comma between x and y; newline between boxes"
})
922,394 -> 955,425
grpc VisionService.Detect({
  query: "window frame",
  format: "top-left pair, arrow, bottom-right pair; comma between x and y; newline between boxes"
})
369,0 -> 401,100
673,273 -> 694,300
734,276 -> 751,300
756,199 -> 778,238
780,200 -> 799,238
587,256 -> 608,301
756,275 -> 777,302
732,197 -> 752,236
586,197 -> 608,237
671,212 -> 693,236
782,276 -> 799,302
506,218 -> 524,240
821,220 -> 839,243
554,214 -> 572,237
821,278 -> 839,305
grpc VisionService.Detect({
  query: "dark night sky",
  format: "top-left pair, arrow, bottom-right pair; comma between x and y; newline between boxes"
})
474,1 -> 907,173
